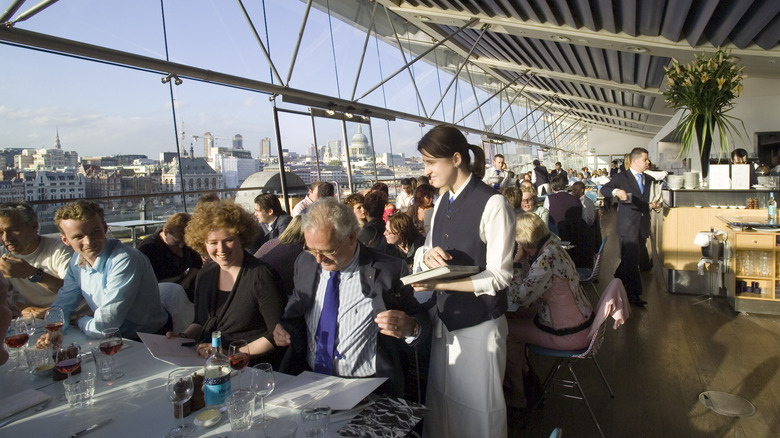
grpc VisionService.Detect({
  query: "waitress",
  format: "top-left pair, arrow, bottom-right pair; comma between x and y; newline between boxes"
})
411,124 -> 515,438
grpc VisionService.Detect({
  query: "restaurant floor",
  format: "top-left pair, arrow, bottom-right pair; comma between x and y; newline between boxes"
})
509,210 -> 780,438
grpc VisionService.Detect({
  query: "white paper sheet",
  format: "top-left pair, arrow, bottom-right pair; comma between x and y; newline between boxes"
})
136,332 -> 204,367
708,164 -> 731,189
731,164 -> 751,190
266,371 -> 386,411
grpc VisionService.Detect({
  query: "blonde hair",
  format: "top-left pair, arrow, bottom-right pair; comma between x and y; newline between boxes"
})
185,200 -> 259,255
515,212 -> 549,248
54,200 -> 104,231
278,215 -> 304,245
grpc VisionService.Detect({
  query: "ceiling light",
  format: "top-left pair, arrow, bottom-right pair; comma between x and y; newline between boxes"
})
326,109 -> 335,116
625,46 -> 648,53
550,35 -> 571,42
344,113 -> 354,119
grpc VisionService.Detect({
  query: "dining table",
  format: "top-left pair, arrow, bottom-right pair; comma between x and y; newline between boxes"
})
0,327 -> 387,437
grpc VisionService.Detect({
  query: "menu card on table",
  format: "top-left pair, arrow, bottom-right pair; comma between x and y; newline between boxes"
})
137,332 -> 204,367
266,371 -> 386,411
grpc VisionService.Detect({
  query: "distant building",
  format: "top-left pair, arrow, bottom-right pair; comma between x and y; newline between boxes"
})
232,134 -> 243,150
21,170 -> 85,202
377,152 -> 406,167
203,132 -> 214,158
324,140 -> 341,161
259,137 -> 272,158
346,125 -> 372,162
0,148 -> 28,169
0,178 -> 25,202
114,155 -> 147,166
162,157 -> 223,205
80,165 -> 122,199
14,151 -> 34,169
215,155 -> 262,189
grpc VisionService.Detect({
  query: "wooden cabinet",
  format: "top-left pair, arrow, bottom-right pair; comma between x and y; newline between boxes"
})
726,229 -> 780,314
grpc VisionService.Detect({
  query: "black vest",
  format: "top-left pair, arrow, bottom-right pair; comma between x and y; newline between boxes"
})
431,177 -> 508,331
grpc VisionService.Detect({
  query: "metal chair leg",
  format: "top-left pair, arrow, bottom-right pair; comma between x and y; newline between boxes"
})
591,357 -> 614,398
533,358 -> 564,411
569,362 -> 606,438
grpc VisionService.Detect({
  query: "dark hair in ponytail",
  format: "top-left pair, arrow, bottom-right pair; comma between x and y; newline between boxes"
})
417,124 -> 486,180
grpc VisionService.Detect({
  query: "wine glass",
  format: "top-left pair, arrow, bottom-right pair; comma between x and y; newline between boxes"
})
55,343 -> 82,379
167,369 -> 195,437
250,363 -> 275,429
4,318 -> 32,373
44,308 -> 65,348
228,340 -> 250,388
98,327 -> 124,380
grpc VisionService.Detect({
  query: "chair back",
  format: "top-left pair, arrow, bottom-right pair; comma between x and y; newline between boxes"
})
578,278 -> 630,359
158,282 -> 194,334
583,235 -> 609,282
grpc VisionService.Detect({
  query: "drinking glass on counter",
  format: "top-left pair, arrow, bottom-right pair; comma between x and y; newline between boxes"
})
97,327 -> 124,381
166,368 -> 195,437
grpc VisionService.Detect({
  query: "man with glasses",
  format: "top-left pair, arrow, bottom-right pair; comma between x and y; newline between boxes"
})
273,198 -> 429,397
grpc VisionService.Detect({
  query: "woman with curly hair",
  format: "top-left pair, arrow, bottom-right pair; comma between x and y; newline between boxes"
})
343,193 -> 367,226
170,200 -> 286,365
384,213 -> 425,266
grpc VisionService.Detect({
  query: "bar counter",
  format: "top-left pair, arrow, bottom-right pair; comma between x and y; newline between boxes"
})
656,187 -> 780,315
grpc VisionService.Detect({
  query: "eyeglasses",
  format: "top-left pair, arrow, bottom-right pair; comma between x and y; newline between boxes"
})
303,239 -> 345,258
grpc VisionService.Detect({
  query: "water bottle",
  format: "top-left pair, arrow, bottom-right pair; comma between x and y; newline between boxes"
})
204,331 -> 231,408
768,193 -> 777,221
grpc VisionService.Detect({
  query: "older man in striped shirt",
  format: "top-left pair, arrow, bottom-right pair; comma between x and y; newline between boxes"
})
274,198 -> 429,397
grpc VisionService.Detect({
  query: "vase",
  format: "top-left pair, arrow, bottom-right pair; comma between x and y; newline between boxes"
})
695,115 -> 714,181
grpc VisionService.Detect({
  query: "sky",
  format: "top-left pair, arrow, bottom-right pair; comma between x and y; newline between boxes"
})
0,0 -> 527,160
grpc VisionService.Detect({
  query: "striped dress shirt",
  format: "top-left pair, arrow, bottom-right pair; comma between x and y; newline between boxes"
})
306,245 -> 377,377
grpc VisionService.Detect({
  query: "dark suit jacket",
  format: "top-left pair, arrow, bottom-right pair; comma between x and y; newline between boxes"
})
249,214 -> 292,254
601,169 -> 655,239
550,168 -> 568,182
279,243 -> 430,397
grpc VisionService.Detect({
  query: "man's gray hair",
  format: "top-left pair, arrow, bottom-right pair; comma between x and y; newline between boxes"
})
301,198 -> 359,240
0,201 -> 37,226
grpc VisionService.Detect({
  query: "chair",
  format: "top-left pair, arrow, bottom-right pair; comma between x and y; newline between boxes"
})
158,282 -> 194,334
577,235 -> 609,300
528,279 -> 630,438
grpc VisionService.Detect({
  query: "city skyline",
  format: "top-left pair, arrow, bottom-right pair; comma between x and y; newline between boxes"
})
0,1 -> 520,161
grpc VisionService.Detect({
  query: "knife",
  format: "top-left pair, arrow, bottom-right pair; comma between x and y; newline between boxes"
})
68,418 -> 112,438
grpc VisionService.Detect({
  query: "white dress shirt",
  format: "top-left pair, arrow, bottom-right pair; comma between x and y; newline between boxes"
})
414,174 -> 515,295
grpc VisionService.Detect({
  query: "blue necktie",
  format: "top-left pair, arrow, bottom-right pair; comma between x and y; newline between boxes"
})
314,271 -> 340,375
448,193 -> 454,213
493,169 -> 501,189
636,173 -> 644,194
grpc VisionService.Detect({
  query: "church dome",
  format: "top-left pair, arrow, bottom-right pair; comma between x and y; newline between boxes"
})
351,125 -> 368,145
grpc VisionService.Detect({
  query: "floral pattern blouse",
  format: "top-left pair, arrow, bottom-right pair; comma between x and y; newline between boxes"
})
508,239 -> 593,327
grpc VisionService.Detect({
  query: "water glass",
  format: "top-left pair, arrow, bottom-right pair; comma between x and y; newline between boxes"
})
225,389 -> 255,432
91,347 -> 117,381
64,370 -> 96,408
301,406 -> 330,437
26,345 -> 54,374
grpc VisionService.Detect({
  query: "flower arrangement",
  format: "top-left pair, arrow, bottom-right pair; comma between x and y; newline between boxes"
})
663,48 -> 748,162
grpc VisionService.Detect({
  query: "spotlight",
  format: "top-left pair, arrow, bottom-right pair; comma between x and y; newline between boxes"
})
418,122 -> 425,128
326,109 -> 336,116
344,113 -> 354,119
174,77 -> 183,85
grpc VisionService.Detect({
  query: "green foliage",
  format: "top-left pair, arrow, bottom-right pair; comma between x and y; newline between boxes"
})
663,48 -> 748,158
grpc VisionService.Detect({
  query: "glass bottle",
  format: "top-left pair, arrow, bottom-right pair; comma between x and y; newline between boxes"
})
768,193 -> 777,221
204,331 -> 231,408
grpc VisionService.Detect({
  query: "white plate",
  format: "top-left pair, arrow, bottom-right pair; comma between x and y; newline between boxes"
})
751,227 -> 780,233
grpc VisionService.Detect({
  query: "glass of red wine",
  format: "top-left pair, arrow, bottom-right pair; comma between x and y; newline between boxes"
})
229,340 -> 250,389
4,317 -> 32,373
55,343 -> 82,379
98,327 -> 124,381
44,308 -> 65,348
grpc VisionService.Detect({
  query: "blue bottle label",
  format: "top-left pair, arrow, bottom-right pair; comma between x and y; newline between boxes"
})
204,374 -> 231,405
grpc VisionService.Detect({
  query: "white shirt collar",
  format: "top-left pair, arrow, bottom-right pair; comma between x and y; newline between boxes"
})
448,173 -> 474,202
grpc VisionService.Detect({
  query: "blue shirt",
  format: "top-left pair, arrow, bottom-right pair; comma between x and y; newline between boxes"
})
53,239 -> 168,339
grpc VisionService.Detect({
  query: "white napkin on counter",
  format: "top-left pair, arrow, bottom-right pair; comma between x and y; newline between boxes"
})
0,388 -> 51,421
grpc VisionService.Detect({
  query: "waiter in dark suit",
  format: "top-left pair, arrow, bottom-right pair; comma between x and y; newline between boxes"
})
549,162 -> 568,183
273,198 -> 429,397
250,193 -> 292,253
600,147 -> 660,307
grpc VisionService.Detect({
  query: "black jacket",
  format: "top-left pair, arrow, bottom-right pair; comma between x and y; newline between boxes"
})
601,169 -> 655,239
279,243 -> 430,397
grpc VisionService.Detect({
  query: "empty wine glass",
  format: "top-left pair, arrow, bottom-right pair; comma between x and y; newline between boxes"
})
229,340 -> 250,388
4,317 -> 32,373
167,368 -> 195,437
98,327 -> 124,380
250,363 -> 275,429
